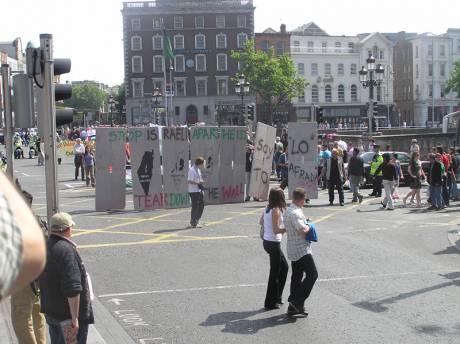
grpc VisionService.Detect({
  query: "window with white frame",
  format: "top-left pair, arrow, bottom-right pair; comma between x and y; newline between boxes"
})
325,85 -> 332,102
350,63 -> 357,75
311,63 -> 318,76
297,63 -> 305,75
216,33 -> 227,49
153,17 -> 161,29
195,16 -> 204,29
298,91 -> 305,103
196,54 -> 206,72
338,84 -> 345,102
195,78 -> 207,96
351,84 -> 358,101
237,33 -> 248,49
311,85 -> 319,102
195,34 -> 206,49
216,54 -> 227,71
153,55 -> 164,73
216,78 -> 228,96
440,63 -> 445,77
175,55 -> 185,73
175,79 -> 186,96
237,15 -> 246,28
174,35 -> 184,49
131,36 -> 142,50
152,79 -> 163,93
152,35 -> 163,50
174,16 -> 183,29
131,18 -> 141,30
321,42 -> 327,53
132,56 -> 143,73
325,63 -> 331,75
132,79 -> 143,97
216,15 -> 225,28
379,50 -> 384,59
307,41 -> 314,52
428,44 -> 433,56
275,41 -> 284,56
348,42 -> 354,52
440,44 -> 445,57
335,42 -> 341,53
293,41 -> 300,52
337,63 -> 344,76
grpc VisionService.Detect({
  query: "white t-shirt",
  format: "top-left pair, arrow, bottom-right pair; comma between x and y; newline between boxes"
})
73,143 -> 85,155
337,140 -> 348,152
263,208 -> 284,242
187,165 -> 203,193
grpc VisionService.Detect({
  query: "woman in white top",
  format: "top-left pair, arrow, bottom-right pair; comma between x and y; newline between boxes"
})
259,188 -> 288,310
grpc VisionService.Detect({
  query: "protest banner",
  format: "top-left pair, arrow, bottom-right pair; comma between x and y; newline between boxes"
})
249,122 -> 276,201
57,140 -> 76,157
288,122 -> 318,199
95,128 -> 126,211
130,127 -> 163,210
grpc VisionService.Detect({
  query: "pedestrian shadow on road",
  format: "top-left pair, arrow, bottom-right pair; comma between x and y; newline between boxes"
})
200,309 -> 295,334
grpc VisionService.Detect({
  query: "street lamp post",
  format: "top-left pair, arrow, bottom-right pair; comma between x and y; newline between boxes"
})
359,55 -> 385,135
108,94 -> 115,127
235,73 -> 250,125
153,87 -> 163,125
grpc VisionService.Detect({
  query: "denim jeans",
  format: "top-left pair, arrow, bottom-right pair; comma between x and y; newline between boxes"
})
189,192 -> 204,226
46,316 -> 89,344
431,185 -> 443,209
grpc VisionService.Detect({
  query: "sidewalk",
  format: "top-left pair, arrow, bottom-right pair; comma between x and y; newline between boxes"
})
0,297 -> 135,344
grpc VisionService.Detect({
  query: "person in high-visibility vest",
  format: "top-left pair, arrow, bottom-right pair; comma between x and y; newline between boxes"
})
369,145 -> 383,197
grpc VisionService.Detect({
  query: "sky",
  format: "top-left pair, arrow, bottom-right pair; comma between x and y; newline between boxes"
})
2,0 -> 460,86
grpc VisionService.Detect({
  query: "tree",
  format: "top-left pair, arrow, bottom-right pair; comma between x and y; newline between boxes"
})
114,83 -> 126,117
63,84 -> 106,111
231,41 -> 308,123
446,59 -> 460,98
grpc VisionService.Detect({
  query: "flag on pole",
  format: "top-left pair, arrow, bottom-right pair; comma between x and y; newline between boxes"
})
163,30 -> 175,61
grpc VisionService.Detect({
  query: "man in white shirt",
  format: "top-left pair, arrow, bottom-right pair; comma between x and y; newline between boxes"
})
284,188 -> 318,317
410,139 -> 420,154
73,138 -> 85,181
187,157 -> 205,228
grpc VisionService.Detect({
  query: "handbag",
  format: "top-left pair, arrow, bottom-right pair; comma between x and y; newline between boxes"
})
305,221 -> 318,243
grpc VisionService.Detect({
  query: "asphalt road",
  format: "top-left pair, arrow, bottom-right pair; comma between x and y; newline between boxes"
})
10,155 -> 460,344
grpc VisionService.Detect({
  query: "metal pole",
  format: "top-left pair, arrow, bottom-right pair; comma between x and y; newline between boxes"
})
39,34 -> 59,222
432,37 -> 435,127
1,64 -> 14,178
368,72 -> 374,136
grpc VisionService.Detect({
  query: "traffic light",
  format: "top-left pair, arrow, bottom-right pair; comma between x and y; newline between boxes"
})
372,118 -> 378,132
247,104 -> 255,121
315,106 -> 324,123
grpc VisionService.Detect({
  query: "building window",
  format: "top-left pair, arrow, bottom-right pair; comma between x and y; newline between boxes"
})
322,42 -> 327,53
350,63 -> 357,75
293,41 -> 300,52
132,56 -> 142,73
196,78 -> 207,96
204,105 -> 209,115
174,16 -> 183,29
307,41 -> 314,53
428,44 -> 433,56
311,63 -> 318,76
175,106 -> 180,116
195,34 -> 206,49
237,33 -> 248,49
261,40 -> 269,53
131,36 -> 142,50
152,79 -> 163,92
275,41 -> 284,56
440,44 -> 445,57
216,15 -> 225,28
174,35 -> 184,49
298,91 -> 305,103
337,63 -> 344,76
237,15 -> 246,28
441,84 -> 445,98
379,50 -> 384,59
377,86 -> 381,101
428,63 -> 433,77
416,64 -> 419,78
132,80 -> 143,97
175,55 -> 185,72
429,84 -> 433,98
216,54 -> 227,71
351,84 -> 357,101
195,16 -> 204,29
440,63 -> 445,77
298,63 -> 305,75
216,33 -> 227,49
153,17 -> 161,29
325,85 -> 332,102
325,63 -> 331,75
196,54 -> 206,72
217,78 -> 228,96
152,35 -> 163,50
335,42 -> 341,53
373,45 -> 378,58
338,85 -> 345,102
348,42 -> 354,52
153,56 -> 164,73
175,80 -> 185,97
131,18 -> 141,30
238,61 -> 245,70
311,85 -> 319,102
415,46 -> 419,58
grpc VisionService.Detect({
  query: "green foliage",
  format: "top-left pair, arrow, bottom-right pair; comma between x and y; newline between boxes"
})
231,41 -> 308,114
63,84 -> 106,111
445,59 -> 460,98
114,83 -> 126,114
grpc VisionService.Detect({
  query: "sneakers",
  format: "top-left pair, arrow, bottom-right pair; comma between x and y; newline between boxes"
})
358,195 -> 364,204
340,202 -> 345,206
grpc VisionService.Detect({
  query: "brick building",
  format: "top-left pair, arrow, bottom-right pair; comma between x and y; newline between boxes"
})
121,0 -> 255,125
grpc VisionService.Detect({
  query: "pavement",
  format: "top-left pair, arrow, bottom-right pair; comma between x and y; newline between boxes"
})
1,155 -> 460,343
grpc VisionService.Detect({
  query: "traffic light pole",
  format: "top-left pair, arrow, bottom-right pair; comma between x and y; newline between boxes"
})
39,34 -> 60,222
368,72 -> 374,137
1,64 -> 14,178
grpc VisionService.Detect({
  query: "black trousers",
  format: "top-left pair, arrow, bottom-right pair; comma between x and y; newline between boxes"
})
263,240 -> 288,307
288,254 -> 318,309
372,175 -> 383,196
74,155 -> 85,180
328,178 -> 344,204
189,192 -> 204,226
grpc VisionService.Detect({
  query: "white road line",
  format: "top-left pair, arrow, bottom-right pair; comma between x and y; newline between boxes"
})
98,269 -> 456,298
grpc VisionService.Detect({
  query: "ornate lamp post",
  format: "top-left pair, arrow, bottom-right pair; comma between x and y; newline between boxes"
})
359,55 -> 385,135
235,73 -> 250,125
